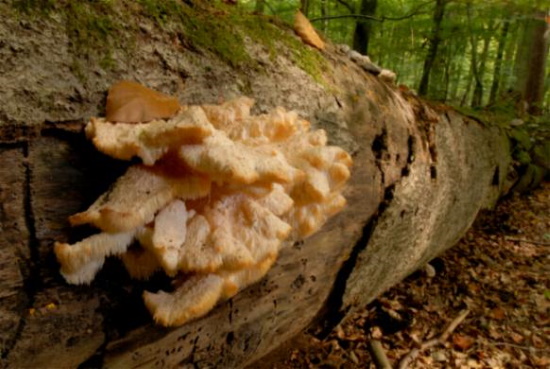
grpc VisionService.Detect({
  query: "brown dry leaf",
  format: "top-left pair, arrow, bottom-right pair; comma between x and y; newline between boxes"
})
510,332 -> 524,344
294,11 -> 325,50
106,80 -> 181,123
489,307 -> 506,320
452,334 -> 475,350
531,334 -> 545,348
532,356 -> 550,367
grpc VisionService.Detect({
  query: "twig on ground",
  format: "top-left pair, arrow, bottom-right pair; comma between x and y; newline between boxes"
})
369,339 -> 392,369
504,237 -> 550,246
492,342 -> 550,353
398,309 -> 470,369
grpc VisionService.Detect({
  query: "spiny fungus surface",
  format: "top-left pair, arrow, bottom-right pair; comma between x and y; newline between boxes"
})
55,82 -> 352,327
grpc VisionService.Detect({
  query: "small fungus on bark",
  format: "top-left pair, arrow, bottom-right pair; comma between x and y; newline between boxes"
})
55,82 -> 352,326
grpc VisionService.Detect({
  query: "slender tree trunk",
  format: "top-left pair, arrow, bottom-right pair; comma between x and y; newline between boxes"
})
418,0 -> 447,96
466,3 -> 480,107
471,19 -> 494,108
523,11 -> 549,115
460,65 -> 474,107
320,0 -> 328,34
254,0 -> 265,13
352,0 -> 377,55
501,20 -> 519,93
300,0 -> 310,17
449,32 -> 468,104
442,46 -> 452,102
489,21 -> 510,105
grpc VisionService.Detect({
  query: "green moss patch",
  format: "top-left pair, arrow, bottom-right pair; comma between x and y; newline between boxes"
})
13,0 -> 330,84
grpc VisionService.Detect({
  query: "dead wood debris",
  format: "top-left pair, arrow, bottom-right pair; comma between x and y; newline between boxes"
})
397,309 -> 470,369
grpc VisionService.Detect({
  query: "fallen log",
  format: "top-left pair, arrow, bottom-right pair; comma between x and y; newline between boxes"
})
0,2 -> 510,368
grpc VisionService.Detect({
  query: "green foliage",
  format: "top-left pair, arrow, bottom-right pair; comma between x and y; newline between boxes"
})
13,0 -> 56,14
239,0 -> 548,115
509,128 -> 534,151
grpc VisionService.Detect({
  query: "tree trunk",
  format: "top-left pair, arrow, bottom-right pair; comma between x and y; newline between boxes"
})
502,20 -> 520,92
513,10 -> 549,115
489,21 -> 510,105
0,2 -> 511,368
254,0 -> 265,13
320,0 -> 329,34
300,0 -> 310,17
467,3 -> 494,108
418,0 -> 447,97
352,0 -> 377,55
522,11 -> 549,115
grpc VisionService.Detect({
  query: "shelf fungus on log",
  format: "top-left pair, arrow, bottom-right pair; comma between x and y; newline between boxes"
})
54,84 -> 352,327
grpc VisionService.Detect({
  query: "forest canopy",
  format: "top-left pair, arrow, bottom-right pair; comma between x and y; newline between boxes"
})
240,0 -> 549,116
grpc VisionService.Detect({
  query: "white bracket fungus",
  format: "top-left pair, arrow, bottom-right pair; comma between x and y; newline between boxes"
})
55,83 -> 352,327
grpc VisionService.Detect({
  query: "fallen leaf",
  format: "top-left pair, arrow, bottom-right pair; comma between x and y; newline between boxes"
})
532,356 -> 550,367
489,307 -> 506,320
106,80 -> 181,123
294,11 -> 325,50
510,332 -> 524,344
452,334 -> 475,350
531,334 -> 545,348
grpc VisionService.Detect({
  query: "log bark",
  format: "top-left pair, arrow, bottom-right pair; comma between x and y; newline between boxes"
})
0,2 -> 510,368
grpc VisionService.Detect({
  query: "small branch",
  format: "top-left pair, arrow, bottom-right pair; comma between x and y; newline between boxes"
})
504,237 -> 550,246
310,14 -> 382,23
440,309 -> 470,341
369,339 -> 393,369
310,9 -> 432,24
492,342 -> 550,353
398,309 -> 470,369
334,0 -> 354,13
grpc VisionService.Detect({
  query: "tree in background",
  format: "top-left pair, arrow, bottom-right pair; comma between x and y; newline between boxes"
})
238,0 -> 549,114
300,0 -> 310,16
352,0 -> 377,54
418,0 -> 447,97
255,0 -> 265,13
489,19 -> 510,105
514,10 -> 549,115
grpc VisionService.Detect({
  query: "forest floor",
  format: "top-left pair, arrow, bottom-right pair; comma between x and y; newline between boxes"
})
264,182 -> 549,369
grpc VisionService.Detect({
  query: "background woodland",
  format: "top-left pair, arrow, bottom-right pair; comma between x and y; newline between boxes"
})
244,0 -> 549,117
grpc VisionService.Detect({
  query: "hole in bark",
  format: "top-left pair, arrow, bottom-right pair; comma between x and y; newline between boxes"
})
371,129 -> 388,160
291,274 -> 306,290
226,332 -> 235,345
430,165 -> 437,179
406,135 -> 416,164
492,166 -> 500,186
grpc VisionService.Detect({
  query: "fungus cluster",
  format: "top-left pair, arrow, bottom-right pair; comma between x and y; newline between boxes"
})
55,82 -> 352,327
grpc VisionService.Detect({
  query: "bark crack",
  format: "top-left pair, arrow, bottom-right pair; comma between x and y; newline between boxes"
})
313,129 -> 416,338
2,142 -> 41,360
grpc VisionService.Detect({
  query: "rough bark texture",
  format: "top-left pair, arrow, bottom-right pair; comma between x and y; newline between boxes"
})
0,2 -> 510,368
